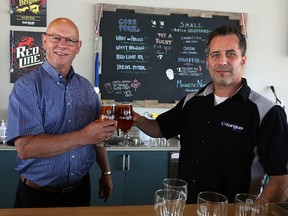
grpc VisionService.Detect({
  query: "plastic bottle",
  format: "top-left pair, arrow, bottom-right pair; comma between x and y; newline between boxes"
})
0,120 -> 7,144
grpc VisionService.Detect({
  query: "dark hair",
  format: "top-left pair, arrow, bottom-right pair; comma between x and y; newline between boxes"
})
207,25 -> 247,56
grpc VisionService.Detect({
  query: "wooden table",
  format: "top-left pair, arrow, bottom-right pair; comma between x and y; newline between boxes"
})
0,204 -> 279,216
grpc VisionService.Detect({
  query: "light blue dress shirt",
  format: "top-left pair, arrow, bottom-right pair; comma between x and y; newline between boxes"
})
7,60 -> 100,187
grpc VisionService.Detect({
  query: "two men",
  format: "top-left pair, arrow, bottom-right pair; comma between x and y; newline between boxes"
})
7,18 -> 288,207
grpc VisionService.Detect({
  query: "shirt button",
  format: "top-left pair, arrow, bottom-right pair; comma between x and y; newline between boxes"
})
72,155 -> 75,159
68,120 -> 71,123
57,82 -> 60,85
202,139 -> 205,143
67,102 -> 71,106
71,173 -> 74,176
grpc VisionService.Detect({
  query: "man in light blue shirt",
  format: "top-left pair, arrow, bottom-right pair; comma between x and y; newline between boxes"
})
7,17 -> 117,208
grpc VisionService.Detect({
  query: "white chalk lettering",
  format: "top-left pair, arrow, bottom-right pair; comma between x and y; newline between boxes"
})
117,64 -> 131,70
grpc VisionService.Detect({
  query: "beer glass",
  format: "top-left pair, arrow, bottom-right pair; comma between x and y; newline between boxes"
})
115,102 -> 134,146
197,191 -> 228,216
234,193 -> 268,216
96,103 -> 115,147
154,188 -> 183,216
163,178 -> 188,216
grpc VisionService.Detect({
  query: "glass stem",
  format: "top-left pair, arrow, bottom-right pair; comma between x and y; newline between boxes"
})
123,132 -> 128,140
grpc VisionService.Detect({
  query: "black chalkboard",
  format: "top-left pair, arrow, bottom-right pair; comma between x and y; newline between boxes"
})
98,6 -> 243,103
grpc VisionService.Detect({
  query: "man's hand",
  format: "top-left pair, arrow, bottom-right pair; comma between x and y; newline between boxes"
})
80,120 -> 117,145
98,174 -> 113,202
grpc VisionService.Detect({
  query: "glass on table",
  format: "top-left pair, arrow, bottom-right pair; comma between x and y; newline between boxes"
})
163,178 -> 188,216
154,188 -> 183,216
197,191 -> 228,216
115,102 -> 134,146
234,193 -> 268,216
95,102 -> 115,147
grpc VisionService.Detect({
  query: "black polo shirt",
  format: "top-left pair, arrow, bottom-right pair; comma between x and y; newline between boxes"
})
157,78 -> 288,203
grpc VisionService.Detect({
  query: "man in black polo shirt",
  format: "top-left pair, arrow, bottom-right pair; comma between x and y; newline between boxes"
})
133,25 -> 288,203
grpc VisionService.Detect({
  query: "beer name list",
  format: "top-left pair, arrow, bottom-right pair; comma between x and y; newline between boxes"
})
100,9 -> 240,103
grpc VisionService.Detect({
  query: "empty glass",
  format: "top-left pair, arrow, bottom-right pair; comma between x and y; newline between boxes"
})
197,191 -> 228,216
163,178 -> 188,216
234,193 -> 268,216
154,188 -> 183,216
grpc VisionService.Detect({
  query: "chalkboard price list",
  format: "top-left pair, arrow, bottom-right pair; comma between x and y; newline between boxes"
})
100,10 -> 240,103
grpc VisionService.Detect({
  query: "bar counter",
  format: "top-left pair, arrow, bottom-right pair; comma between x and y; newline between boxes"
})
0,135 -> 181,152
0,204 -> 280,216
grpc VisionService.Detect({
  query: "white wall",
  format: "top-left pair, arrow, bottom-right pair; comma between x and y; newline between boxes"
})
1,0 -> 288,120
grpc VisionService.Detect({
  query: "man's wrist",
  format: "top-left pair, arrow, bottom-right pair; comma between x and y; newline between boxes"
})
102,171 -> 111,176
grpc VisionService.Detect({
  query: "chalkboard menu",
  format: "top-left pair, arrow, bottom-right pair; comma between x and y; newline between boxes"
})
97,5 -> 246,104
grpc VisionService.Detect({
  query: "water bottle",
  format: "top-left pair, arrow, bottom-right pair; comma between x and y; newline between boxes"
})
0,120 -> 7,144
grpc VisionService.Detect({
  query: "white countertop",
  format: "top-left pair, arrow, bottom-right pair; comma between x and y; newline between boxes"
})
0,144 -> 15,151
106,137 -> 180,151
0,138 -> 180,152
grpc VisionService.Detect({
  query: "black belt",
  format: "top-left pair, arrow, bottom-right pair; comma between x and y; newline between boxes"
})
20,176 -> 85,194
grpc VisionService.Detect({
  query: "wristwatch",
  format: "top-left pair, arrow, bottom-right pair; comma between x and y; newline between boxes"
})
102,171 -> 111,176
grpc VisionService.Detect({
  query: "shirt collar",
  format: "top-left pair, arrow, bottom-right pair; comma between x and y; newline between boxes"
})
42,60 -> 75,84
196,78 -> 251,101
235,78 -> 251,101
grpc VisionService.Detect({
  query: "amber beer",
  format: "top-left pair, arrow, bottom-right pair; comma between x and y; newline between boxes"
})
115,103 -> 133,133
99,104 -> 115,121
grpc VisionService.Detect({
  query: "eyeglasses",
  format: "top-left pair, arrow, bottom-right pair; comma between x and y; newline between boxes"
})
45,34 -> 80,46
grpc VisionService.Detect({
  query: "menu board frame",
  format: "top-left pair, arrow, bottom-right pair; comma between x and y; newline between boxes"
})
95,4 -> 247,107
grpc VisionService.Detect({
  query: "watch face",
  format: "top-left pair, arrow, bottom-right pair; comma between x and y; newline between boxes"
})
102,171 -> 111,175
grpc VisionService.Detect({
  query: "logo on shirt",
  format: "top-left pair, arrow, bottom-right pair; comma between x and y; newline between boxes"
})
221,121 -> 244,132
